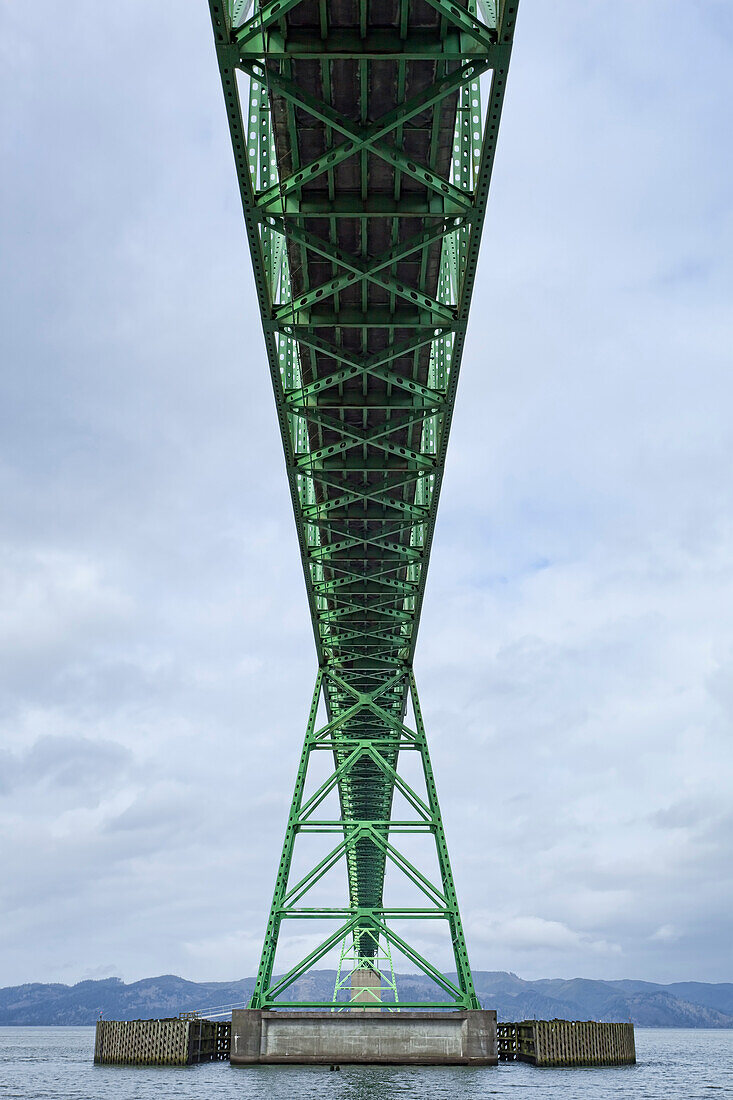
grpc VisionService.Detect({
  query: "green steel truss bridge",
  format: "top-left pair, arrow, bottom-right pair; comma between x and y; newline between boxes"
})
207,0 -> 518,1010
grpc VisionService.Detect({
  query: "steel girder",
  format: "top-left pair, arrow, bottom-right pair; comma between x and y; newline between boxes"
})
206,0 -> 518,1009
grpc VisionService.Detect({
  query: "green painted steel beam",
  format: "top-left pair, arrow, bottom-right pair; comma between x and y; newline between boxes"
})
206,0 -> 519,1011
237,30 -> 505,61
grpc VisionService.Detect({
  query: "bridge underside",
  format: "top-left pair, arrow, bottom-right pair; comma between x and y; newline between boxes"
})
208,0 -> 518,1010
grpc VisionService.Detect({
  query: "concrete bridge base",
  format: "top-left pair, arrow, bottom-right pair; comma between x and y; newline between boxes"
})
229,1009 -> 497,1065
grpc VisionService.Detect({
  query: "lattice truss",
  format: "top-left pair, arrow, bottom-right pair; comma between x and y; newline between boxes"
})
207,0 -> 518,1009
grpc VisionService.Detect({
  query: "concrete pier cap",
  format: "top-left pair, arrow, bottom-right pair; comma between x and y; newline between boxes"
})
230,1008 -> 497,1065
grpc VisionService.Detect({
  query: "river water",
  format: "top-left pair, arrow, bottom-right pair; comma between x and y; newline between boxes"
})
0,1026 -> 731,1099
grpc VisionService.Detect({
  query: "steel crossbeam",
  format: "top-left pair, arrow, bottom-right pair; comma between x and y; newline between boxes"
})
206,0 -> 518,1010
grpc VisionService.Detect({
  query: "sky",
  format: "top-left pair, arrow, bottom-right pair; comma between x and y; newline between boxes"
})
1,1 -> 732,990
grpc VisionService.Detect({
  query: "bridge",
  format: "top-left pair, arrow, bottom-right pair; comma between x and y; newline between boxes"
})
206,0 -> 519,1024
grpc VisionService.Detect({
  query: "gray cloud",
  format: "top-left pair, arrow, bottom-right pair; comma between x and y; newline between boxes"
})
0,735 -> 132,801
0,0 -> 731,988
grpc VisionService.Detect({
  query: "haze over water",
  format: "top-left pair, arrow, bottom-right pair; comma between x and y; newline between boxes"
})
1,1027 -> 730,1100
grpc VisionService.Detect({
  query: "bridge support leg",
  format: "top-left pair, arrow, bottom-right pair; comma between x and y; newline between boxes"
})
247,665 -> 480,1013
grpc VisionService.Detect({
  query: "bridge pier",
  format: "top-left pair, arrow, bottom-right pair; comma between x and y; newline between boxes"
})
92,1014 -> 635,1067
350,967 -> 382,1011
229,1009 -> 498,1066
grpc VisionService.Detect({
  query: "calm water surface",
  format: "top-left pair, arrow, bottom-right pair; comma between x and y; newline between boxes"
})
0,1027 -> 731,1099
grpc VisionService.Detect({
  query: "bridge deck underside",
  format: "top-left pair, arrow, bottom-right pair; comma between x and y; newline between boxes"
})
268,0 -> 461,924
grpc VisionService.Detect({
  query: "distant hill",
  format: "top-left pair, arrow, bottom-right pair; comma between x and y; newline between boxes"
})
1,971 -> 731,1026
470,973 -> 733,1028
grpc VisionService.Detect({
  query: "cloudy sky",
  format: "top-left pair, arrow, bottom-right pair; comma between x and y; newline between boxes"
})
1,1 -> 732,990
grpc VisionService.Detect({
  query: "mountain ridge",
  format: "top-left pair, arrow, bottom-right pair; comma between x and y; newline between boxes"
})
1,971 -> 732,1027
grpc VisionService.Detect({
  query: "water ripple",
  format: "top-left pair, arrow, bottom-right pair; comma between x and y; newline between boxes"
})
0,1026 -> 730,1100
